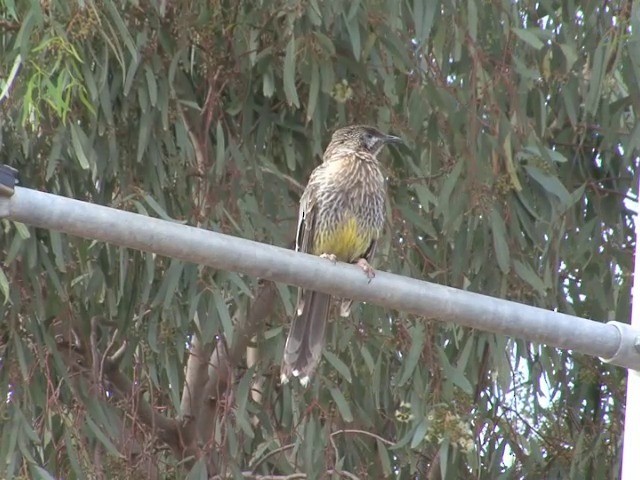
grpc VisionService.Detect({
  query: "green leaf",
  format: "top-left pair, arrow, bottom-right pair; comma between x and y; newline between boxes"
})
467,0 -> 478,41
396,323 -> 425,386
0,266 -> 9,303
49,231 -> 66,272
283,37 -> 300,107
513,259 -> 547,295
329,387 -> 353,422
0,53 -> 21,103
144,194 -> 177,222
586,38 -> 607,115
235,367 -> 255,438
85,417 -> 124,458
30,466 -> 56,480
359,345 -> 375,373
437,347 -> 473,395
186,459 -> 208,480
411,418 -> 429,448
136,110 -> 154,163
12,221 -> 31,239
213,288 -> 234,345
512,28 -> 545,50
503,131 -> 522,191
377,439 -> 393,476
490,208 -> 510,274
215,122 -> 226,180
413,184 -> 438,208
313,32 -> 336,55
63,429 -> 83,477
262,69 -> 275,97
144,65 -> 158,107
323,350 -> 352,383
413,0 -> 437,45
344,11 -> 361,60
439,439 -> 450,478
104,1 -> 138,58
164,347 -> 182,409
149,259 -> 183,309
306,63 -> 320,121
524,165 -> 570,203
69,124 -> 90,170
435,161 -> 463,218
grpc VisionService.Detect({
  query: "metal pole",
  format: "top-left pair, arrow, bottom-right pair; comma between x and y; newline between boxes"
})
621,192 -> 640,478
1,186 -> 639,370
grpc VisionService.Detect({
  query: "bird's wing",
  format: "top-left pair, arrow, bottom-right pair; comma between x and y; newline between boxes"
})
294,182 -> 318,315
283,173 -> 331,384
295,192 -> 316,254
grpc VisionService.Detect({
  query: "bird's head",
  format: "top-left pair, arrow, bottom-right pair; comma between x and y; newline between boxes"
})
328,125 -> 402,157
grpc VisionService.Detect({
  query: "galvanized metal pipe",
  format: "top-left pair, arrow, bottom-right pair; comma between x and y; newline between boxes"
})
621,181 -> 640,479
1,186 -> 638,370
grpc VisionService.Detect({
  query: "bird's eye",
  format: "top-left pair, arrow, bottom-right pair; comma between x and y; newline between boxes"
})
363,132 -> 376,149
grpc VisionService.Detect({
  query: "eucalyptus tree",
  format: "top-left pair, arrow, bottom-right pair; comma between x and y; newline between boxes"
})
0,0 -> 636,478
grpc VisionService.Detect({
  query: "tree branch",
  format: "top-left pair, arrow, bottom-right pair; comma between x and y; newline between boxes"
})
330,429 -> 395,446
103,360 -> 182,457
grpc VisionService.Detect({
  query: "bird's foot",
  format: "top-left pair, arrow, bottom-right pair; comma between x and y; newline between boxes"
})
356,258 -> 375,281
320,253 -> 337,264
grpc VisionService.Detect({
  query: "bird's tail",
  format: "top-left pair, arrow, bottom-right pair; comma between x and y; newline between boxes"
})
281,291 -> 331,385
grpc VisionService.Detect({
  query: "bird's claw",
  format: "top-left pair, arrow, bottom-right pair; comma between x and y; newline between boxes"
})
320,253 -> 338,264
356,258 -> 375,282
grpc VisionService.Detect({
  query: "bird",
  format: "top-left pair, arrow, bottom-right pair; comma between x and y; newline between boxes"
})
281,125 -> 402,386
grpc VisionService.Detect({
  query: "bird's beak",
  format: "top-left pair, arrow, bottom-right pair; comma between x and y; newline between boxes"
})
383,134 -> 403,144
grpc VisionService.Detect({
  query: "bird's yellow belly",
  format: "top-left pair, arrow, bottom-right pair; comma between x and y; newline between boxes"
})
312,217 -> 372,262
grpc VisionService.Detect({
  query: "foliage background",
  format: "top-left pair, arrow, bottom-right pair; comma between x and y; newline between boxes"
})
0,0 -> 637,478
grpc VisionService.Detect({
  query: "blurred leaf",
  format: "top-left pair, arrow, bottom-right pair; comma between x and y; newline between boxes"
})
235,367 -> 255,438
439,439 -> 450,479
85,417 -> 123,458
12,221 -> 31,239
283,37 -> 300,107
524,165 -> 570,203
137,111 -> 154,163
490,208 -> 510,274
144,194 -> 177,222
307,63 -> 320,121
186,459 -> 208,480
513,259 -> 547,295
512,28 -> 545,50
323,350 -> 352,383
30,466 -> 56,480
411,418 -> 429,448
215,122 -> 226,180
0,266 -> 9,303
0,53 -> 21,103
359,345 -> 375,373
69,124 -> 90,170
49,231 -> 66,272
213,288 -> 234,344
435,161 -> 463,219
396,323 -> 425,386
144,65 -> 158,107
467,0 -> 478,41
330,387 -> 354,422
344,9 -> 361,60
586,37 -> 607,115
377,438 -> 393,476
437,346 -> 473,395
